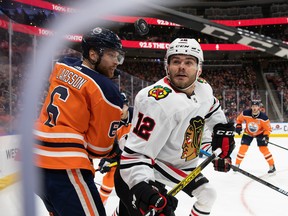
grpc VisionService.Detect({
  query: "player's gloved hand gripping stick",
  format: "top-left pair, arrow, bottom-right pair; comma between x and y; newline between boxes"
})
96,161 -> 118,173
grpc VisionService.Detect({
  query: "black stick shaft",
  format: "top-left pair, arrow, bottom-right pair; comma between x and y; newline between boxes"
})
231,165 -> 288,196
200,149 -> 288,197
268,141 -> 288,151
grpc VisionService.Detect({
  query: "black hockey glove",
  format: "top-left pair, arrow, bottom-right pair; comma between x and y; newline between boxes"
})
106,138 -> 122,160
211,123 -> 235,159
235,124 -> 242,135
98,139 -> 122,173
213,157 -> 232,172
98,157 -> 117,174
131,181 -> 178,216
263,135 -> 269,144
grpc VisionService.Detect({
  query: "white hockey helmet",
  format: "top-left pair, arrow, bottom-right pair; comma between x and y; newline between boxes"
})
165,38 -> 204,66
165,38 -> 204,91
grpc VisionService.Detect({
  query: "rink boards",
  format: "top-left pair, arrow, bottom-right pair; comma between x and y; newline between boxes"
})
0,135 -> 21,190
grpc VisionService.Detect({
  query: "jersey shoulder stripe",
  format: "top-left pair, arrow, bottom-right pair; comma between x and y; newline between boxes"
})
258,112 -> 269,121
242,109 -> 252,117
242,109 -> 269,121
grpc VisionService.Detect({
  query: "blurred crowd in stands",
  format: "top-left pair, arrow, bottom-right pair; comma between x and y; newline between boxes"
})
265,61 -> 288,115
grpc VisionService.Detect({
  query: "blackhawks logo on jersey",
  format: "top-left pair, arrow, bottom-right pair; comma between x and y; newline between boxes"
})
148,85 -> 172,100
181,116 -> 204,161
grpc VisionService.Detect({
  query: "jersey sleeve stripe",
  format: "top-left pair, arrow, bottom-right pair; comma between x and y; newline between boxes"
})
119,161 -> 153,170
35,148 -> 89,158
86,149 -> 109,158
154,163 -> 183,184
205,103 -> 221,119
34,147 -> 94,172
36,140 -> 85,149
86,142 -> 113,152
34,130 -> 85,141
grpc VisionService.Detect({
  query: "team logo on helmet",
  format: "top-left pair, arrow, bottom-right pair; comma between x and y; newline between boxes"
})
148,85 -> 172,100
92,27 -> 102,34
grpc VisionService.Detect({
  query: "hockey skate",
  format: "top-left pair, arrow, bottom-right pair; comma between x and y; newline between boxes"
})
268,165 -> 276,174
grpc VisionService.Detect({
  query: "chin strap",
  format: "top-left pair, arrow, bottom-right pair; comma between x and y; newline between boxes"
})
86,48 -> 104,70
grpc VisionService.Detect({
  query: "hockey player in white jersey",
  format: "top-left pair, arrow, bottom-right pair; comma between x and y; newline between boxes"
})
114,38 -> 235,216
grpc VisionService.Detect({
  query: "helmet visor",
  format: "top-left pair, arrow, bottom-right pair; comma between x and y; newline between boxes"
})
104,48 -> 125,65
117,50 -> 125,65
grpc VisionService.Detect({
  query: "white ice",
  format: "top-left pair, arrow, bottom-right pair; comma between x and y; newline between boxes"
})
1,138 -> 288,216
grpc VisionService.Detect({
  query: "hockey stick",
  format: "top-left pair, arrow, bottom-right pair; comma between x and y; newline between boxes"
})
169,148 -> 222,196
240,132 -> 288,151
144,148 -> 222,216
200,149 -> 288,197
267,141 -> 288,151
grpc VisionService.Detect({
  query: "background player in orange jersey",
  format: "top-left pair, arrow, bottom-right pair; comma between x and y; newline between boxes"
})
34,27 -> 125,216
235,100 -> 276,174
98,92 -> 133,206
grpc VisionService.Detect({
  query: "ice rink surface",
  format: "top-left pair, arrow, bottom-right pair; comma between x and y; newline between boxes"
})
1,138 -> 288,216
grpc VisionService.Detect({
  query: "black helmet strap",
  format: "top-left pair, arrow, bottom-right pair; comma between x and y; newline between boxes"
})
86,47 -> 104,69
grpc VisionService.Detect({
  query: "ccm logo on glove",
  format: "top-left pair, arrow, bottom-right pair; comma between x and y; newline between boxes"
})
216,130 -> 234,136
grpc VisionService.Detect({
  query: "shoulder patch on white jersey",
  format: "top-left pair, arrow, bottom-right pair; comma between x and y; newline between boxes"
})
148,85 -> 172,101
197,77 -> 207,84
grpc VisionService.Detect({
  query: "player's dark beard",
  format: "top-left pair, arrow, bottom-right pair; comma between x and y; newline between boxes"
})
168,73 -> 197,92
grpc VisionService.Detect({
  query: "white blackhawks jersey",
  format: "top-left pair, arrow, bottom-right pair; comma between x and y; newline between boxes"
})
119,77 -> 227,189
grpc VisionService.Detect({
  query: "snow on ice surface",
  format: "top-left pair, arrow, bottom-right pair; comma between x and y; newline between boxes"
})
1,138 -> 288,216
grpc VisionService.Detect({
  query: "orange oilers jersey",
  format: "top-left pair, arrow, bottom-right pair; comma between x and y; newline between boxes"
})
34,57 -> 123,172
236,109 -> 272,137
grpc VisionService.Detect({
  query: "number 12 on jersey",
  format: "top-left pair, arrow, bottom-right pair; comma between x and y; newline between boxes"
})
132,112 -> 155,141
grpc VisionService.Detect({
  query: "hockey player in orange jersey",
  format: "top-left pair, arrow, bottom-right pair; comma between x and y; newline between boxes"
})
98,92 -> 133,206
234,100 -> 276,174
34,27 -> 125,216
